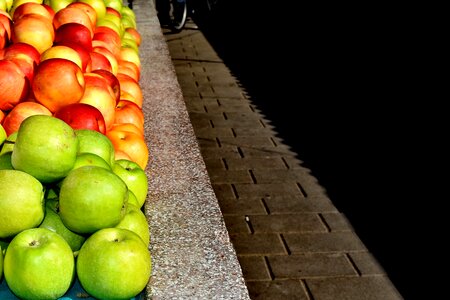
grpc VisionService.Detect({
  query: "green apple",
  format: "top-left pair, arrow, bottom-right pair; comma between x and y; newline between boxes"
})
112,159 -> 148,208
127,189 -> 140,207
0,245 -> 3,281
0,0 -> 7,11
0,131 -> 17,156
104,0 -> 122,11
121,37 -> 139,53
43,0 -> 74,12
0,239 -> 8,252
59,166 -> 128,234
75,129 -> 115,167
0,153 -> 13,170
115,203 -> 149,245
77,227 -> 151,299
4,228 -> 75,299
39,199 -> 86,252
121,14 -> 137,29
0,169 -> 45,239
72,152 -> 112,171
120,5 -> 136,20
0,124 -> 6,147
11,115 -> 79,183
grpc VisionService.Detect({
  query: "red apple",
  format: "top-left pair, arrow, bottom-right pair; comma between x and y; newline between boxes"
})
3,56 -> 36,84
12,2 -> 54,22
67,2 -> 97,28
54,103 -> 106,134
40,45 -> 83,70
92,69 -> 120,102
125,27 -> 141,47
55,41 -> 92,72
93,25 -> 121,56
105,6 -> 121,18
0,59 -> 29,111
0,14 -> 12,44
2,101 -> 52,136
114,100 -> 144,133
1,23 -> 9,50
32,58 -> 85,113
118,47 -> 140,71
54,22 -> 93,52
89,51 -> 112,73
53,7 -> 94,38
3,42 -> 40,66
116,73 -> 143,108
117,59 -> 140,81
92,46 -> 118,75
11,13 -> 54,54
78,73 -> 116,130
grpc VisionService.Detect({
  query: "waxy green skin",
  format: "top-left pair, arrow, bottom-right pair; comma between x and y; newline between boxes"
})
77,228 -> 151,299
75,129 -> 115,167
0,169 -> 44,239
112,159 -> 148,208
115,203 -> 150,246
59,166 -> 128,234
72,152 -> 112,171
11,115 -> 79,183
4,228 -> 75,300
39,199 -> 86,252
0,245 -> 3,281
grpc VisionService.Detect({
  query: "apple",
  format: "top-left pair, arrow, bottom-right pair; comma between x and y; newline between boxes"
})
0,59 -> 29,111
92,69 -> 121,102
125,27 -> 141,47
92,45 -> 118,75
40,45 -> 83,69
110,123 -> 144,138
89,50 -> 113,73
32,58 -> 85,113
118,59 -> 140,81
126,189 -> 139,206
72,152 -> 111,170
1,23 -> 9,51
11,13 -> 55,54
55,40 -> 92,72
117,73 -> 143,108
0,131 -> 17,156
119,46 -> 141,71
54,22 -> 93,52
9,0 -> 43,15
0,13 -> 11,41
54,102 -> 106,134
114,149 -> 132,161
12,2 -> 54,22
95,17 -> 121,37
3,228 -> 75,299
59,166 -> 128,234
104,0 -> 122,13
43,0 -> 73,13
115,203 -> 150,245
112,158 -> 148,208
3,55 -> 37,84
76,227 -> 151,299
79,72 -> 116,130
0,0 -> 6,10
107,128 -> 149,170
114,99 -> 145,132
0,110 -> 5,123
0,169 -> 44,238
121,37 -> 139,53
11,115 -> 79,183
2,101 -> 52,136
67,1 -> 97,28
92,29 -> 120,57
53,6 -> 94,38
0,244 -> 3,281
75,128 -> 115,166
77,0 -> 106,20
39,198 -> 86,251
0,123 -> 5,146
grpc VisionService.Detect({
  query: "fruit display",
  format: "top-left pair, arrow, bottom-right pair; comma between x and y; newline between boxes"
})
0,0 -> 151,298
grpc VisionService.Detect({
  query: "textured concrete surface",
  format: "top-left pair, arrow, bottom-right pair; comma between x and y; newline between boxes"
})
136,1 -> 249,299
162,17 -> 405,299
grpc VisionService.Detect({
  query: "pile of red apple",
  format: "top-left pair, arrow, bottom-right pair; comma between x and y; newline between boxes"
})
0,0 -> 152,299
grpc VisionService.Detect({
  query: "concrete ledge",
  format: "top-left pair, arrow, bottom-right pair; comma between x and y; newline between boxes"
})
134,1 -> 249,298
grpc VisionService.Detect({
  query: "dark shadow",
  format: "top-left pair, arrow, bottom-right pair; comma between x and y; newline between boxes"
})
189,1 -> 442,299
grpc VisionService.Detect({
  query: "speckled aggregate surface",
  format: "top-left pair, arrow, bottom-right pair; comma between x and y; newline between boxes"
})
133,1 -> 250,298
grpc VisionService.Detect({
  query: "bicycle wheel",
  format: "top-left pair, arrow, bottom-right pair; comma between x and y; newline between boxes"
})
169,0 -> 188,32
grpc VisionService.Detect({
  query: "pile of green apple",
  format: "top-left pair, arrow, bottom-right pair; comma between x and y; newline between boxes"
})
0,115 -> 151,299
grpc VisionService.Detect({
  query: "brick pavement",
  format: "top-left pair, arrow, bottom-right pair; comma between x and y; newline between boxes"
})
162,20 -> 403,300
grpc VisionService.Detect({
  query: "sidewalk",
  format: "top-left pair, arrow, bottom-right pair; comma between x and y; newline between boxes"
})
162,19 -> 403,300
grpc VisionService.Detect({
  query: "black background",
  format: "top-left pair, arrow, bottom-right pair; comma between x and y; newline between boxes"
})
189,1 -> 442,298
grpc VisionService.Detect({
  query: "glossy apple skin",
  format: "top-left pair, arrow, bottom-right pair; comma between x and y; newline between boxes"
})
12,2 -> 54,22
76,227 -> 151,299
114,99 -> 144,133
53,6 -> 94,38
11,13 -> 55,54
40,45 -> 83,69
112,158 -> 148,208
0,59 -> 29,111
54,22 -> 93,52
3,42 -> 41,66
107,128 -> 149,170
92,69 -> 120,102
3,228 -> 75,299
59,166 -> 128,234
32,58 -> 85,113
54,103 -> 106,134
75,128 -> 115,166
115,203 -> 150,245
117,73 -> 143,108
2,101 -> 52,136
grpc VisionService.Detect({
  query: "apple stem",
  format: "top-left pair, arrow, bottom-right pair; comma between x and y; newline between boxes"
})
29,240 -> 39,247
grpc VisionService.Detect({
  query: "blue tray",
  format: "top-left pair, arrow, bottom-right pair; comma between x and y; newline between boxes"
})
0,277 -> 146,299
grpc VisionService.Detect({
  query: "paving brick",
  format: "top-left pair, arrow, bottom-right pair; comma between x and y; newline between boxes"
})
223,215 -> 251,234
239,145 -> 298,158
217,197 -> 267,215
229,233 -> 286,255
237,256 -> 272,281
320,212 -> 355,232
268,253 -> 357,279
249,214 -> 327,233
232,127 -> 276,137
218,136 -> 275,148
305,276 -> 403,300
199,146 -> 242,160
234,183 -> 302,199
264,195 -> 338,214
205,102 -> 254,114
245,280 -> 309,300
349,252 -> 387,276
225,157 -> 287,171
211,118 -> 266,129
196,137 -> 219,148
208,170 -> 254,184
222,111 -> 262,121
283,232 -> 367,253
193,127 -> 234,138
203,158 -> 226,172
212,183 -> 236,199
